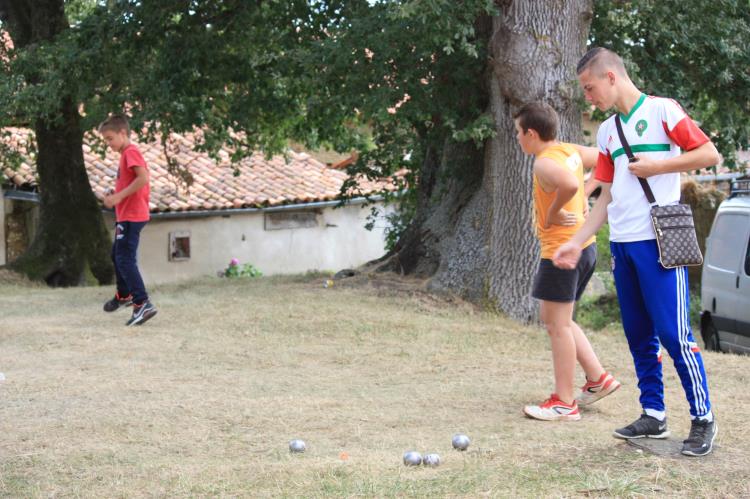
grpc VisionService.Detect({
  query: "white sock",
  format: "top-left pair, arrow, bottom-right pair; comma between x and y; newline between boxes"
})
644,408 -> 666,421
693,411 -> 714,423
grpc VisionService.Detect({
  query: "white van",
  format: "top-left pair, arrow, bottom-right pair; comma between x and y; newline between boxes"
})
700,178 -> 750,354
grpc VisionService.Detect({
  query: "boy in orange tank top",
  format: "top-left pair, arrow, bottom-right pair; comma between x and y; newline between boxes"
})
513,102 -> 620,421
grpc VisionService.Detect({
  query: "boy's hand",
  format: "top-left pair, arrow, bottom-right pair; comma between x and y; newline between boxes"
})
103,193 -> 120,209
553,241 -> 582,269
546,209 -> 578,228
628,156 -> 661,178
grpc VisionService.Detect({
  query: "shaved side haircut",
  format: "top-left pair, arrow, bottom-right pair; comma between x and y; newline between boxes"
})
576,47 -> 627,77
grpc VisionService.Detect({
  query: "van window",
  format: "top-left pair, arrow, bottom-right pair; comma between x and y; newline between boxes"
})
745,233 -> 750,276
708,213 -> 747,272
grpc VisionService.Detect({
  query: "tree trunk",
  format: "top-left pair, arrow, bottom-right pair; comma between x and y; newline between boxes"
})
382,1 -> 594,323
1,0 -> 114,285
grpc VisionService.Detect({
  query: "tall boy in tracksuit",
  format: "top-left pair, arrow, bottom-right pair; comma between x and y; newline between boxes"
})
554,48 -> 719,456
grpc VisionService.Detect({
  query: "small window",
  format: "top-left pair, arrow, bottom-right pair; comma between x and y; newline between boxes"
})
707,214 -> 746,272
745,233 -> 750,276
264,210 -> 320,231
169,230 -> 191,261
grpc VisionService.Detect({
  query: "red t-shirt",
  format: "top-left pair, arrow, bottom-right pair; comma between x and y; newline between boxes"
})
115,144 -> 151,222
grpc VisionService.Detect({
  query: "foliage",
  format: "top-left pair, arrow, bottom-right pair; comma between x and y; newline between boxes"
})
0,135 -> 22,184
3,1 -> 749,278
590,0 -> 750,168
575,273 -> 621,330
4,2 -> 334,148
310,1 -> 496,243
222,258 -> 262,279
1,1 -> 495,250
595,223 -> 612,272
364,187 -> 416,252
2,1 -> 494,171
576,292 -> 621,330
689,289 -> 702,327
577,284 -> 702,330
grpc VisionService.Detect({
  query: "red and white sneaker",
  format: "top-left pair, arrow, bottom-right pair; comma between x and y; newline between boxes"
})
576,372 -> 621,407
523,394 -> 581,421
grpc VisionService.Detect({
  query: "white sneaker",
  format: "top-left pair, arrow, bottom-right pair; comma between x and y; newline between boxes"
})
524,394 -> 581,421
576,372 -> 621,407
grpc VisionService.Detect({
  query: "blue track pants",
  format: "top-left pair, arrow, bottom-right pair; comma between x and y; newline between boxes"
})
611,239 -> 711,418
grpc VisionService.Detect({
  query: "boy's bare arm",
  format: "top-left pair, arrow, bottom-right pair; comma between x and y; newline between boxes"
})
104,166 -> 148,208
572,144 -> 599,170
628,140 -> 720,178
553,183 -> 611,269
534,157 -> 579,228
584,176 -> 602,198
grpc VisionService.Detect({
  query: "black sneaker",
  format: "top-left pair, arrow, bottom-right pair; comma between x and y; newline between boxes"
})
103,293 -> 133,312
613,413 -> 670,440
681,418 -> 717,457
126,301 -> 157,326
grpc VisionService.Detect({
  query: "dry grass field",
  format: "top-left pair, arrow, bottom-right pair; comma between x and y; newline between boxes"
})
1,271 -> 748,498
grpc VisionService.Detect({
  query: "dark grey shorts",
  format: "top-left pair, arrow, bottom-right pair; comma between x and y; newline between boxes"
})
531,243 -> 597,303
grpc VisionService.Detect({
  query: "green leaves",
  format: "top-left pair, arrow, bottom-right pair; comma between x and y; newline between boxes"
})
4,1 -> 747,171
591,0 -> 750,167
2,1 -> 495,179
449,113 -> 496,147
223,258 -> 263,279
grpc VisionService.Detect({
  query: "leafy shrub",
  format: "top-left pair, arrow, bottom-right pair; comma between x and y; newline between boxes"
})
595,223 -> 611,272
222,258 -> 262,278
576,292 -> 621,330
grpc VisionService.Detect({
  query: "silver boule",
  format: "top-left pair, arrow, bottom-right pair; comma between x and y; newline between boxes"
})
423,453 -> 441,467
289,439 -> 306,453
403,450 -> 422,466
452,434 -> 470,451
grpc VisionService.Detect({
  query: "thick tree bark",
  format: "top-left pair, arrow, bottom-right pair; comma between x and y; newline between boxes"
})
382,1 -> 594,323
1,0 -> 113,285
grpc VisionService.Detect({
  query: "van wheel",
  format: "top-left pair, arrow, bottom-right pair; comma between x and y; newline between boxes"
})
701,316 -> 721,352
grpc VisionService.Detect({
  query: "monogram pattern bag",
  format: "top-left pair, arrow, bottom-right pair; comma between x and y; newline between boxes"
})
615,115 -> 703,268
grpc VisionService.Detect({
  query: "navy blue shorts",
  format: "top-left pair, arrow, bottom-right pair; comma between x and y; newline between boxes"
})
531,243 -> 597,303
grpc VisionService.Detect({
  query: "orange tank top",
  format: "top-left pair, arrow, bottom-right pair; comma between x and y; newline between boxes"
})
533,143 -> 596,259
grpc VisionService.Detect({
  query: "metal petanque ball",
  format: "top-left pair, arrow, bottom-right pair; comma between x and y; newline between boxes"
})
423,453 -> 441,467
403,451 -> 422,466
289,439 -> 306,453
452,434 -> 470,451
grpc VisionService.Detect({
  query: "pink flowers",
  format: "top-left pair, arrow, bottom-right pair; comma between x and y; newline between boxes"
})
222,258 -> 262,278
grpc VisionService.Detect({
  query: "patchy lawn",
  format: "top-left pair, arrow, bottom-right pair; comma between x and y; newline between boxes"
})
0,273 -> 747,497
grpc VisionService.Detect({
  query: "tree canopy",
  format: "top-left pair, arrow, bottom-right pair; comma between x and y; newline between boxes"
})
1,0 -> 497,247
590,0 -> 750,167
3,1 -> 746,184
1,0 -> 747,294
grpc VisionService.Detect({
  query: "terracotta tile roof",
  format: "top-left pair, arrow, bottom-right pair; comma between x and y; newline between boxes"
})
330,152 -> 359,170
1,127 -> 397,213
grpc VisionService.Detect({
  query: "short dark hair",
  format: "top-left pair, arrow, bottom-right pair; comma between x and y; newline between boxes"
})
577,47 -> 626,76
513,102 -> 558,141
98,114 -> 130,134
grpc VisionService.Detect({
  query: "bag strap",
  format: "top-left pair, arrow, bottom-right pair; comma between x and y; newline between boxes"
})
614,114 -> 657,205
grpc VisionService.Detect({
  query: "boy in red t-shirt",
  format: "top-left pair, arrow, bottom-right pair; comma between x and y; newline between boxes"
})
99,115 -> 157,326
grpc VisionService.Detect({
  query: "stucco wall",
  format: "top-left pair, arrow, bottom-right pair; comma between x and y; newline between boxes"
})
105,202 -> 393,284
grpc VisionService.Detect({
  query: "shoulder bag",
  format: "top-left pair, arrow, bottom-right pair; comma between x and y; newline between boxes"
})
614,114 -> 703,268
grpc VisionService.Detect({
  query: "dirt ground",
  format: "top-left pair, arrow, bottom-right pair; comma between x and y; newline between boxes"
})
1,272 -> 748,497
